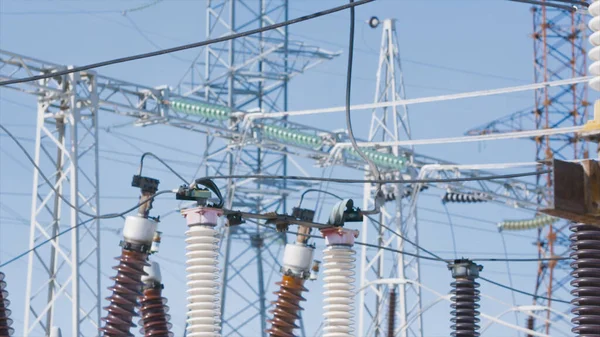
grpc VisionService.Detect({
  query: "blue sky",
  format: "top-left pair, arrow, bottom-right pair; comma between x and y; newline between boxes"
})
1,1 -> 599,336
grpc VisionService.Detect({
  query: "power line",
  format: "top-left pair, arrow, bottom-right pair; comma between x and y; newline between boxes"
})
198,170 -> 550,185
298,189 -> 343,208
139,152 -> 188,184
260,76 -> 591,118
256,221 -> 566,263
479,276 -> 571,304
344,0 -> 381,182
508,0 -> 585,11
0,205 -> 182,268
0,122 -> 175,219
0,0 -> 374,87
257,223 -> 446,262
365,215 -> 446,262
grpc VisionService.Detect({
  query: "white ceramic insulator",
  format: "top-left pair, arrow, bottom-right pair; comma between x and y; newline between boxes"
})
322,245 -> 356,337
141,261 -> 162,284
122,216 -> 158,244
589,0 -> 600,91
185,225 -> 221,337
282,243 -> 314,276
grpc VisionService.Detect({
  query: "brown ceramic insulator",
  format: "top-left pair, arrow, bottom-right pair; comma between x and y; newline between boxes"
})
100,249 -> 149,337
138,285 -> 173,337
387,289 -> 396,337
0,272 -> 14,337
266,275 -> 307,337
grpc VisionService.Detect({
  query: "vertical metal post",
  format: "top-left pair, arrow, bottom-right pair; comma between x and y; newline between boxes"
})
69,71 -> 81,337
45,120 -> 65,332
253,234 -> 267,337
23,70 -> 101,337
357,18 -> 421,337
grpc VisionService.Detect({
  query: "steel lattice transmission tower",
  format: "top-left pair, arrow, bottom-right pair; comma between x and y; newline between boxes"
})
357,18 -> 423,337
467,4 -> 591,334
178,1 -> 338,335
23,69 -> 102,337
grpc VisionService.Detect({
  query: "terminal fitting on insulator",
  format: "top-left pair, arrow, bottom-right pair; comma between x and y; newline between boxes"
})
309,260 -> 321,281
150,231 -> 162,254
181,205 -> 223,337
321,227 -> 359,246
121,216 -> 159,253
281,243 -> 315,279
132,175 -> 160,218
328,199 -> 363,227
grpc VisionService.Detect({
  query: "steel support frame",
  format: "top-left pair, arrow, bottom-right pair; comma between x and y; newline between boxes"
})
0,48 -> 568,336
529,7 -> 589,334
357,19 -> 423,337
0,49 -> 554,212
465,5 -> 590,335
23,69 -> 101,337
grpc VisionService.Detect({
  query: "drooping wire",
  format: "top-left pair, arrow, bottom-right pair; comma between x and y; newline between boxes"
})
479,276 -> 570,304
365,215 -> 446,262
139,152 -> 188,184
194,178 -> 224,208
0,123 -> 176,219
197,170 -> 550,185
499,232 -> 520,329
443,204 -> 458,259
298,189 -> 343,208
0,0 -> 374,87
121,0 -> 164,15
344,0 -> 382,184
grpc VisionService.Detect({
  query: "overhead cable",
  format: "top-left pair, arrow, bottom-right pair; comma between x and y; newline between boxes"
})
479,276 -> 570,304
508,0 -> 584,11
344,0 -> 382,183
365,215 -> 446,262
0,0 -> 374,87
139,152 -> 188,184
0,123 -> 176,219
334,125 -> 582,148
298,189 -> 343,207
256,76 -> 591,119
256,223 -> 567,263
198,170 -> 550,185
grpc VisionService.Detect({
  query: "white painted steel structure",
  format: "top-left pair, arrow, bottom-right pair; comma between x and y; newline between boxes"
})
23,69 -> 101,337
357,19 -> 423,337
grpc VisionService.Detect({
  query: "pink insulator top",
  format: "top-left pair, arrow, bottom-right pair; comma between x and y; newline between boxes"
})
181,206 -> 223,226
320,227 -> 359,246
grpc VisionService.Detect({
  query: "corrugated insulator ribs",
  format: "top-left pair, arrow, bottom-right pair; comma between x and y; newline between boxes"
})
448,259 -> 483,337
569,222 -> 600,336
497,215 -> 558,232
139,284 -> 173,337
266,275 -> 308,337
387,289 -> 396,337
442,192 -> 488,204
100,249 -> 149,337
0,272 -> 13,337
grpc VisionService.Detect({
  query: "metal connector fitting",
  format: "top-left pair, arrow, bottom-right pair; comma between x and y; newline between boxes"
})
448,259 -> 483,279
